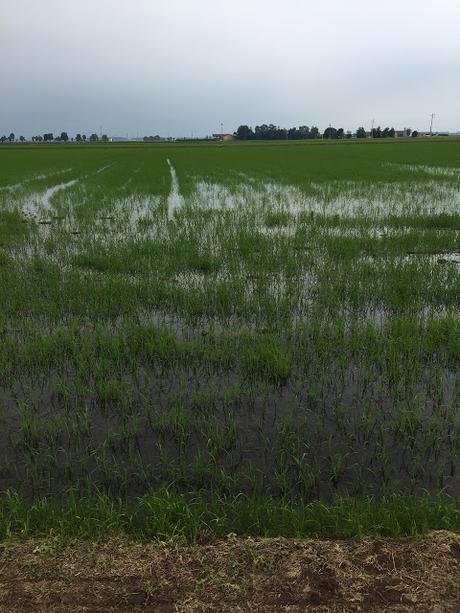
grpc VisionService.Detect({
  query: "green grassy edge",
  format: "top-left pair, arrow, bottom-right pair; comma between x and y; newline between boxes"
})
1,490 -> 459,542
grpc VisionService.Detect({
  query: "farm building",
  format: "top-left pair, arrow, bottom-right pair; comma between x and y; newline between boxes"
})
213,133 -> 235,141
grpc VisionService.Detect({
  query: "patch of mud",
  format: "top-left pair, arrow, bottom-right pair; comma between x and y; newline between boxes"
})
0,531 -> 458,612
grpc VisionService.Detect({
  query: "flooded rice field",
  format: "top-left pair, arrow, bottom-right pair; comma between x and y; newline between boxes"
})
0,141 -> 459,501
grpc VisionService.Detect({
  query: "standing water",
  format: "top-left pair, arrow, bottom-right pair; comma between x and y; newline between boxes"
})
166,158 -> 185,219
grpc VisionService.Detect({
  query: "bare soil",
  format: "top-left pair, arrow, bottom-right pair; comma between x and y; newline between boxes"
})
0,531 -> 459,612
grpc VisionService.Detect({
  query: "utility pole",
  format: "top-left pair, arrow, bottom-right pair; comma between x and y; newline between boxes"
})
220,122 -> 223,134
429,113 -> 435,136
371,119 -> 375,138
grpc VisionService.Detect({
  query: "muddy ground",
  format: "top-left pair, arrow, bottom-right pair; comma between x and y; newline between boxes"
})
0,531 -> 459,611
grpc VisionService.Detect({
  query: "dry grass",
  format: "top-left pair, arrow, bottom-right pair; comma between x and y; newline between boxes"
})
0,531 -> 459,611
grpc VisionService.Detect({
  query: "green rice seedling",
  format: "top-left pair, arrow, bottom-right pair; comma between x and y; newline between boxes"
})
156,407 -> 191,449
264,211 -> 292,228
241,335 -> 292,383
0,139 -> 459,528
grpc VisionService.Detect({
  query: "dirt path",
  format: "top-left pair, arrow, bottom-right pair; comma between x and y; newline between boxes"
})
1,531 -> 459,611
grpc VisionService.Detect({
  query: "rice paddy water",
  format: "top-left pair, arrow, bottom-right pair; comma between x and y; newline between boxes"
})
0,138 -> 459,537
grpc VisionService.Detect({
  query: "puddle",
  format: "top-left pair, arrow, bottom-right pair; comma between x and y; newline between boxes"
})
22,179 -> 79,217
436,253 -> 460,264
386,162 -> 460,179
95,164 -> 114,174
167,159 -> 185,219
321,226 -> 410,238
110,194 -> 163,229
187,177 -> 460,219
0,169 -> 74,193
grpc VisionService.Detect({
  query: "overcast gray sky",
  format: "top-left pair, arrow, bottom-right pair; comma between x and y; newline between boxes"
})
1,0 -> 459,137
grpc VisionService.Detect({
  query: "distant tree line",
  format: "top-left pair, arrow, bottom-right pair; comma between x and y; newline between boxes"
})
1,126 -> 421,144
0,133 -> 23,143
235,124 -> 419,140
1,132 -> 109,143
370,127 -> 395,138
235,124 -> 321,140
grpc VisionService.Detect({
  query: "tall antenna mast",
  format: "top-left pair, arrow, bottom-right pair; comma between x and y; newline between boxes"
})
429,113 -> 435,136
220,122 -> 223,134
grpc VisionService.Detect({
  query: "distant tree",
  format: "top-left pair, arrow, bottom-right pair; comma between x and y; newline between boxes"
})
372,126 -> 382,138
19,136 -> 25,142
356,127 -> 366,138
101,134 -> 109,142
411,130 -> 419,137
234,123 -> 356,141
235,125 -> 254,140
82,134 -> 87,141
89,133 -> 99,142
8,133 -> 15,142
288,125 -> 311,140
0,136 -> 7,143
382,127 -> 389,138
345,131 -> 352,139
43,133 -> 53,142
298,125 -> 311,139
405,128 -> 411,137
253,124 -> 288,140
75,134 -> 82,142
277,128 -> 288,140
60,132 -> 69,142
388,128 -> 395,138
323,126 -> 337,139
143,135 -> 164,142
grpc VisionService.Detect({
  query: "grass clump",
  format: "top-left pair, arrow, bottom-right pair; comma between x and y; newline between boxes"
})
0,210 -> 29,247
264,211 -> 291,228
0,250 -> 11,266
241,336 -> 292,383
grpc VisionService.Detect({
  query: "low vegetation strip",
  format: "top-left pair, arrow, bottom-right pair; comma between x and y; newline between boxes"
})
0,531 -> 459,611
1,491 -> 460,541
